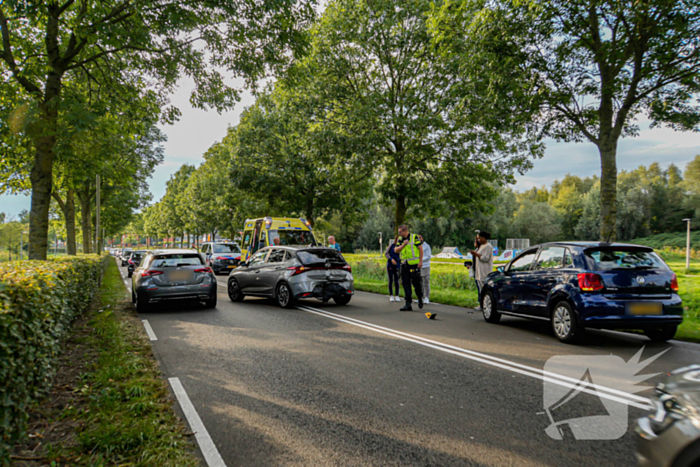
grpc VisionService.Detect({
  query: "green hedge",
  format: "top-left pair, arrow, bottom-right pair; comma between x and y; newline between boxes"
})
0,255 -> 108,464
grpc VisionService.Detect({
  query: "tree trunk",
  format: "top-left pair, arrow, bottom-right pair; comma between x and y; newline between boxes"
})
80,188 -> 93,254
28,135 -> 56,260
52,188 -> 77,255
394,194 -> 407,235
598,139 -> 618,241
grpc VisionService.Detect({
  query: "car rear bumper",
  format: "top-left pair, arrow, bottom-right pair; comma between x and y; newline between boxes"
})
135,283 -> 216,303
574,294 -> 683,329
290,279 -> 354,300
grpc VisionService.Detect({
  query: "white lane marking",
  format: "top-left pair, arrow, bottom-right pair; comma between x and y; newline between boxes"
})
142,319 -> 158,341
296,305 -> 653,410
169,377 -> 227,467
217,281 -> 227,288
300,305 -> 652,403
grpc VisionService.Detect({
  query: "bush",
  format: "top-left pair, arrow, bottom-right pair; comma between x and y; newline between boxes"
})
0,255 -> 108,465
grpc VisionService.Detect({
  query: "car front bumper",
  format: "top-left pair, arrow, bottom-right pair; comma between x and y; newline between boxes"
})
635,415 -> 698,467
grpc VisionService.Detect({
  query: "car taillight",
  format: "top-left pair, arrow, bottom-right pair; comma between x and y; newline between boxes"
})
577,273 -> 604,292
141,270 -> 164,277
671,274 -> 679,292
287,265 -> 306,276
342,264 -> 352,273
128,259 -> 134,265
195,267 -> 213,274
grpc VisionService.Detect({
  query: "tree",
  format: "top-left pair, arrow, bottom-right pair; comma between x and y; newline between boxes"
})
304,0 -> 540,232
431,0 -> 700,240
228,85 -> 373,227
0,0 -> 315,259
512,200 -> 561,244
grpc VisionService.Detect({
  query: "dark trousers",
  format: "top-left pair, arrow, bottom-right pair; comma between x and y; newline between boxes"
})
401,263 -> 423,303
387,266 -> 400,295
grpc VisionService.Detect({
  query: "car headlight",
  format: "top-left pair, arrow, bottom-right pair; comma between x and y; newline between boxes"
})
649,392 -> 686,434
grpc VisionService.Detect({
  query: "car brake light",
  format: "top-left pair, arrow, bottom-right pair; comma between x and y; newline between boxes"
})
141,270 -> 164,277
128,259 -> 134,265
342,264 -> 352,273
195,267 -> 213,274
287,265 -> 306,276
671,273 -> 679,292
577,273 -> 604,292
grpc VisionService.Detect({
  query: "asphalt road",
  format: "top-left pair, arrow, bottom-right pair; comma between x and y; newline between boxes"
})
119,265 -> 700,467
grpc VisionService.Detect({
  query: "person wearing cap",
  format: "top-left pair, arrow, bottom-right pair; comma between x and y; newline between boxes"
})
395,224 -> 424,311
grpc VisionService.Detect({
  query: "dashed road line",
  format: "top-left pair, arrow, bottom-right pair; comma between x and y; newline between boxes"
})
142,319 -> 158,341
169,377 -> 227,467
295,304 -> 654,410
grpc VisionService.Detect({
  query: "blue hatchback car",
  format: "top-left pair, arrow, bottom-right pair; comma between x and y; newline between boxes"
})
479,242 -> 682,343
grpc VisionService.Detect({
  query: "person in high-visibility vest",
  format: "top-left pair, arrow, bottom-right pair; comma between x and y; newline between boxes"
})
394,224 -> 424,311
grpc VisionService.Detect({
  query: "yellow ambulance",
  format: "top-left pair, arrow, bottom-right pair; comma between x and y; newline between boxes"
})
240,217 -> 319,261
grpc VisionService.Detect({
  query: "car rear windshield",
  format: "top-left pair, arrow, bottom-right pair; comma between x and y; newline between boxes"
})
585,248 -> 669,271
149,254 -> 203,268
297,249 -> 345,265
270,230 -> 318,246
213,244 -> 240,254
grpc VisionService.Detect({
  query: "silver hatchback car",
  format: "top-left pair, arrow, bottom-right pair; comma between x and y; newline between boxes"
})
227,246 -> 354,308
636,365 -> 700,467
131,249 -> 217,312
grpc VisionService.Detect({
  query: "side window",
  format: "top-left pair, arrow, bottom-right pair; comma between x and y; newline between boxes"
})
242,231 -> 252,252
534,246 -> 566,270
563,249 -> 574,268
509,250 -> 538,272
249,249 -> 268,266
267,249 -> 286,263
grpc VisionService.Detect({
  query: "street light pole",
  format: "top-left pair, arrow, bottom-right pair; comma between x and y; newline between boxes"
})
683,218 -> 692,270
20,231 -> 28,261
95,174 -> 101,255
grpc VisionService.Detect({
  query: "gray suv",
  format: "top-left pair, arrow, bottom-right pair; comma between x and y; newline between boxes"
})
226,246 -> 354,308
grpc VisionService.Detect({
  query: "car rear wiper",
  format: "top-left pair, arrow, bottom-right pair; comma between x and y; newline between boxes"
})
610,266 -> 654,270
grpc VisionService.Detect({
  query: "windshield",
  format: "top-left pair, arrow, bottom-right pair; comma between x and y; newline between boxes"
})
149,254 -> 203,268
585,248 -> 669,271
269,230 -> 318,246
213,244 -> 241,254
297,249 -> 345,265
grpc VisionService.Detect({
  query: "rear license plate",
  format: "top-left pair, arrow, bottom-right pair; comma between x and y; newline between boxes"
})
627,302 -> 663,315
228,265 -> 236,269
170,270 -> 192,282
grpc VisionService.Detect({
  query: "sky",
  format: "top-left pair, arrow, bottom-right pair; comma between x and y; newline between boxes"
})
2,80 -> 699,220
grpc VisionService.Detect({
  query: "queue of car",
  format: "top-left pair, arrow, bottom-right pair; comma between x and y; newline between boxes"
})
112,217 -> 700,467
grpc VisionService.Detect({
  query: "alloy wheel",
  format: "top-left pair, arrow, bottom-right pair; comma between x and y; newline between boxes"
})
278,284 -> 290,307
483,294 -> 492,318
553,306 -> 571,338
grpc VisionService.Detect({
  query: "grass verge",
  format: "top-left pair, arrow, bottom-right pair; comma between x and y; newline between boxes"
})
11,258 -> 198,466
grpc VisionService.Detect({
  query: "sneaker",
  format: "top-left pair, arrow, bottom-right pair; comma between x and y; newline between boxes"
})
414,299 -> 419,303
424,298 -> 430,304
395,296 -> 401,302
474,306 -> 482,311
400,303 -> 413,312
